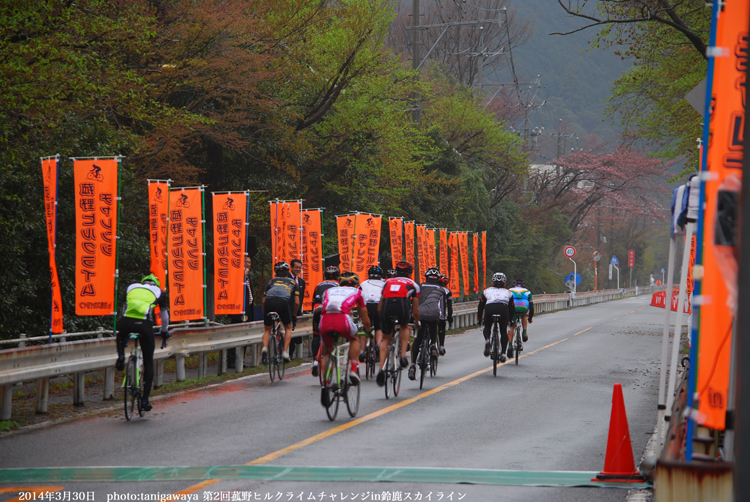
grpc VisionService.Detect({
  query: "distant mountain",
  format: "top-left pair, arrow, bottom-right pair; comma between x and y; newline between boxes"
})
498,0 -> 632,159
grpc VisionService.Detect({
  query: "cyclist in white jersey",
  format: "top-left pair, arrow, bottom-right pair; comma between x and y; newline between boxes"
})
359,265 -> 386,362
477,272 -> 515,362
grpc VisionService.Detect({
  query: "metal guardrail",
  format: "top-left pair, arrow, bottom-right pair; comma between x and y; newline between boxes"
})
0,286 -> 660,421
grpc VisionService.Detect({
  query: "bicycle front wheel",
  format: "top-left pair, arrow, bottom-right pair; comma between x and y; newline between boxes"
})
345,369 -> 359,418
124,357 -> 138,421
419,344 -> 427,390
323,356 -> 339,421
277,338 -> 286,380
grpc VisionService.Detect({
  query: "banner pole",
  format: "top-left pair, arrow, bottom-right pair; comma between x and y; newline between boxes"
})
49,155 -> 60,340
112,157 -> 122,338
299,200 -> 304,278
201,187 -> 207,324
320,209 -> 325,270
243,192 -> 250,319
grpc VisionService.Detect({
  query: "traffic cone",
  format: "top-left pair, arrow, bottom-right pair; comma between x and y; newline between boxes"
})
592,383 -> 645,482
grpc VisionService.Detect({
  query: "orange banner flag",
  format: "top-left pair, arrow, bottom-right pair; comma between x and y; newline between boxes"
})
42,157 -> 64,333
482,231 -> 487,291
354,214 -> 382,283
213,193 -> 248,316
416,224 -> 427,281
473,233 -> 479,294
459,232 -> 470,296
404,221 -> 415,279
302,209 -> 324,311
389,218 -> 403,269
337,214 -> 356,272
449,232 -> 460,298
439,229 -> 448,275
169,188 -> 206,321
694,0 -> 749,430
74,158 -> 119,316
148,180 -> 170,291
270,200 -> 302,267
426,228 -> 435,268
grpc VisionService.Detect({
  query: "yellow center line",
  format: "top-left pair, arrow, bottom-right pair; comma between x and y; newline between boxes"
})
163,305 -> 650,498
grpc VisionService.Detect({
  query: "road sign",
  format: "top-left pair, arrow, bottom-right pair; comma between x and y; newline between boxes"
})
609,263 -> 613,280
628,250 -> 635,268
564,246 -> 576,258
593,251 -> 601,262
661,268 -> 665,274
611,255 -> 619,265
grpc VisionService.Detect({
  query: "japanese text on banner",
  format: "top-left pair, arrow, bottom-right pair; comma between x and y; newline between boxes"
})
449,232 -> 460,298
482,231 -> 487,291
459,232 -> 470,296
473,233 -> 479,294
148,181 -> 170,290
74,159 -> 118,316
169,188 -> 205,321
337,214 -> 356,272
389,218 -> 403,269
302,210 -> 324,311
404,221 -> 415,279
213,193 -> 247,315
354,214 -> 381,283
426,228 -> 436,269
416,224 -> 427,280
439,229 -> 448,275
42,157 -> 64,332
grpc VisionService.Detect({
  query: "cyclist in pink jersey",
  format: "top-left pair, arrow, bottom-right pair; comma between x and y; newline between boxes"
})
319,272 -> 372,386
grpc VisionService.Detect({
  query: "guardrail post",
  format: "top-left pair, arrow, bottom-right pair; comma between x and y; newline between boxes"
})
198,352 -> 207,379
176,355 -> 186,382
251,343 -> 258,367
219,350 -> 228,375
104,367 -> 114,399
19,333 -> 26,348
74,372 -> 85,406
97,327 -> 104,339
155,360 -> 164,388
36,378 -> 49,413
1,384 -> 11,420
235,347 -> 244,372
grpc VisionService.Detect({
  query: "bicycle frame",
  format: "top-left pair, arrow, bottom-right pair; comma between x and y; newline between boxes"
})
121,334 -> 141,389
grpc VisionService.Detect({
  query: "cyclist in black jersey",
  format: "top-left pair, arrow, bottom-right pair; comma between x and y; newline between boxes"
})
261,262 -> 299,364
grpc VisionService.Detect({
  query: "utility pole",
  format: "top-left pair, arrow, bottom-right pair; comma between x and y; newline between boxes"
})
412,0 -> 420,125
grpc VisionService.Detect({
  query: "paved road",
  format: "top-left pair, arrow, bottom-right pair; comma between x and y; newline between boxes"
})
0,296 -> 667,502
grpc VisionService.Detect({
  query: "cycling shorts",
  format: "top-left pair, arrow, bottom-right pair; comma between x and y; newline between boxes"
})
264,298 -> 292,326
514,306 -> 529,315
483,302 -> 509,340
319,313 -> 357,348
381,298 -> 411,336
366,303 -> 381,332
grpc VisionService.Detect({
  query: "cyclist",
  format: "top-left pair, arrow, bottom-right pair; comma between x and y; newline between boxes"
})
409,267 -> 446,380
310,266 -> 341,376
115,274 -> 170,412
477,272 -> 515,363
437,274 -> 453,355
319,272 -> 372,396
261,261 -> 299,364
376,261 -> 420,386
509,278 -> 534,355
359,265 -> 386,363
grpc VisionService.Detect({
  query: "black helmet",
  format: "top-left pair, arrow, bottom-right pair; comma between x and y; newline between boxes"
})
395,261 -> 413,277
386,268 -> 398,278
368,265 -> 384,279
274,261 -> 290,275
425,267 -> 440,282
514,278 -> 524,287
339,271 -> 360,288
324,265 -> 340,280
492,272 -> 507,286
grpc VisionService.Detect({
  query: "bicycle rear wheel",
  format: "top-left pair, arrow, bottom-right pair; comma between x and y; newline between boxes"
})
419,342 -> 428,390
385,346 -> 393,399
515,333 -> 520,365
268,331 -> 277,383
492,332 -> 499,377
124,357 -> 137,421
393,363 -> 402,397
430,353 -> 438,377
323,356 -> 339,420
277,337 -> 286,380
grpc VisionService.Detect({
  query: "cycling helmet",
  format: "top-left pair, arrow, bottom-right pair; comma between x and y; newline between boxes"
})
324,265 -> 340,280
339,271 -> 360,288
438,274 -> 449,286
492,272 -> 507,286
368,265 -> 384,279
395,261 -> 413,277
425,267 -> 441,282
514,278 -> 524,287
142,274 -> 161,288
274,261 -> 290,275
386,268 -> 398,278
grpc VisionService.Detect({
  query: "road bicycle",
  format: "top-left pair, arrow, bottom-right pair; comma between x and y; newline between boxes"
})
267,312 -> 285,382
489,314 -> 503,376
415,326 -> 438,389
363,337 -> 378,381
321,334 -> 359,421
383,317 -> 410,399
510,316 -> 524,365
122,334 -> 144,420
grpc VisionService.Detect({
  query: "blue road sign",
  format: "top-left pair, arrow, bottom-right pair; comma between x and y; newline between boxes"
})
611,255 -> 619,265
661,268 -> 665,274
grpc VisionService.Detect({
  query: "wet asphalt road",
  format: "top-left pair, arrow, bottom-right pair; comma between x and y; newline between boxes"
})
0,296 -> 668,502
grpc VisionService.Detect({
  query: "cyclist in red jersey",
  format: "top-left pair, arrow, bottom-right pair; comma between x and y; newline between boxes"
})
376,261 -> 420,386
310,266 -> 341,377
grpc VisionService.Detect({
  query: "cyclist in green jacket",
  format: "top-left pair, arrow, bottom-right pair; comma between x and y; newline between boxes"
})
115,274 -> 170,411
509,278 -> 534,353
